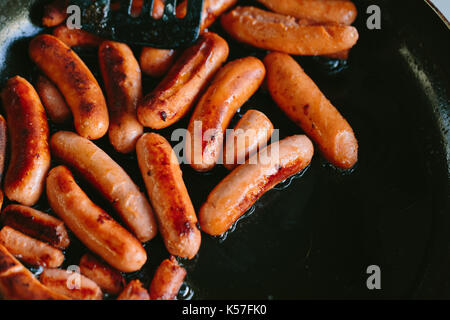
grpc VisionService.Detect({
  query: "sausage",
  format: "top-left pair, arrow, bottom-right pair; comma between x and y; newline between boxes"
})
1,204 -> 70,249
53,25 -> 103,48
79,253 -> 125,295
117,280 -> 150,300
46,165 -> 147,273
149,256 -> 186,300
140,0 -> 236,78
140,48 -> 178,77
36,75 -> 72,124
136,133 -> 201,259
264,52 -> 358,169
186,57 -> 266,172
0,190 -> 3,211
40,268 -> 103,300
256,0 -> 357,25
199,135 -> 314,236
1,76 -> 50,206
29,34 -> 109,140
42,0 -> 68,27
0,243 -> 69,300
223,109 -> 274,170
221,6 -> 359,56
98,41 -> 144,154
50,131 -> 157,242
137,32 -> 229,129
0,115 -> 6,182
0,226 -> 64,268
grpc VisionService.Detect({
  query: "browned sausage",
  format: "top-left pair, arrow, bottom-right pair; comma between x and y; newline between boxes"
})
264,52 -> 358,169
99,41 -> 144,154
79,253 -> 125,295
29,34 -> 109,140
223,109 -> 274,170
117,280 -> 150,300
50,131 -> 157,242
221,6 -> 359,56
0,243 -> 70,300
40,268 -> 103,300
137,32 -> 229,129
149,256 -> 186,300
199,135 -> 314,235
42,0 -> 68,27
140,0 -> 236,78
256,0 -> 357,25
1,204 -> 70,249
0,115 -> 6,182
1,76 -> 50,206
53,25 -> 103,48
36,75 -> 72,124
0,226 -> 64,268
0,191 -> 3,211
186,57 -> 266,172
136,133 -> 201,259
46,165 -> 147,273
140,48 -> 178,78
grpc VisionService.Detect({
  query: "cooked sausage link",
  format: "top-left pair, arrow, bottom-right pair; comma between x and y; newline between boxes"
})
199,135 -> 314,236
223,109 -> 274,170
264,52 -> 358,169
36,75 -> 71,124
29,34 -> 109,140
149,256 -> 186,300
117,280 -> 150,300
137,32 -> 229,129
50,131 -> 157,242
40,268 -> 103,300
140,48 -> 177,77
46,165 -> 147,273
1,76 -> 50,206
53,25 -> 103,48
0,244 -> 70,300
79,253 -> 125,295
0,226 -> 64,268
99,40 -> 144,154
256,0 -> 357,25
221,6 -> 359,56
186,57 -> 266,172
136,133 -> 201,259
1,204 -> 70,249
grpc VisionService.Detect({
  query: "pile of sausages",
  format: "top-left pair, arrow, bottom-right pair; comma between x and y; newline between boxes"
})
0,0 -> 358,300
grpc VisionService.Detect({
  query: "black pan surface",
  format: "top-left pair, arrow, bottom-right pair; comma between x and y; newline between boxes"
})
0,0 -> 448,299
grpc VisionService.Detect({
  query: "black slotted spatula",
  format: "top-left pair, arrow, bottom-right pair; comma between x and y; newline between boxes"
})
70,0 -> 204,49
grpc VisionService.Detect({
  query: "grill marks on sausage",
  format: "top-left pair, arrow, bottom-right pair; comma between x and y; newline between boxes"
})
149,141 -> 193,238
1,205 -> 69,249
2,77 -> 50,205
99,44 -> 128,117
